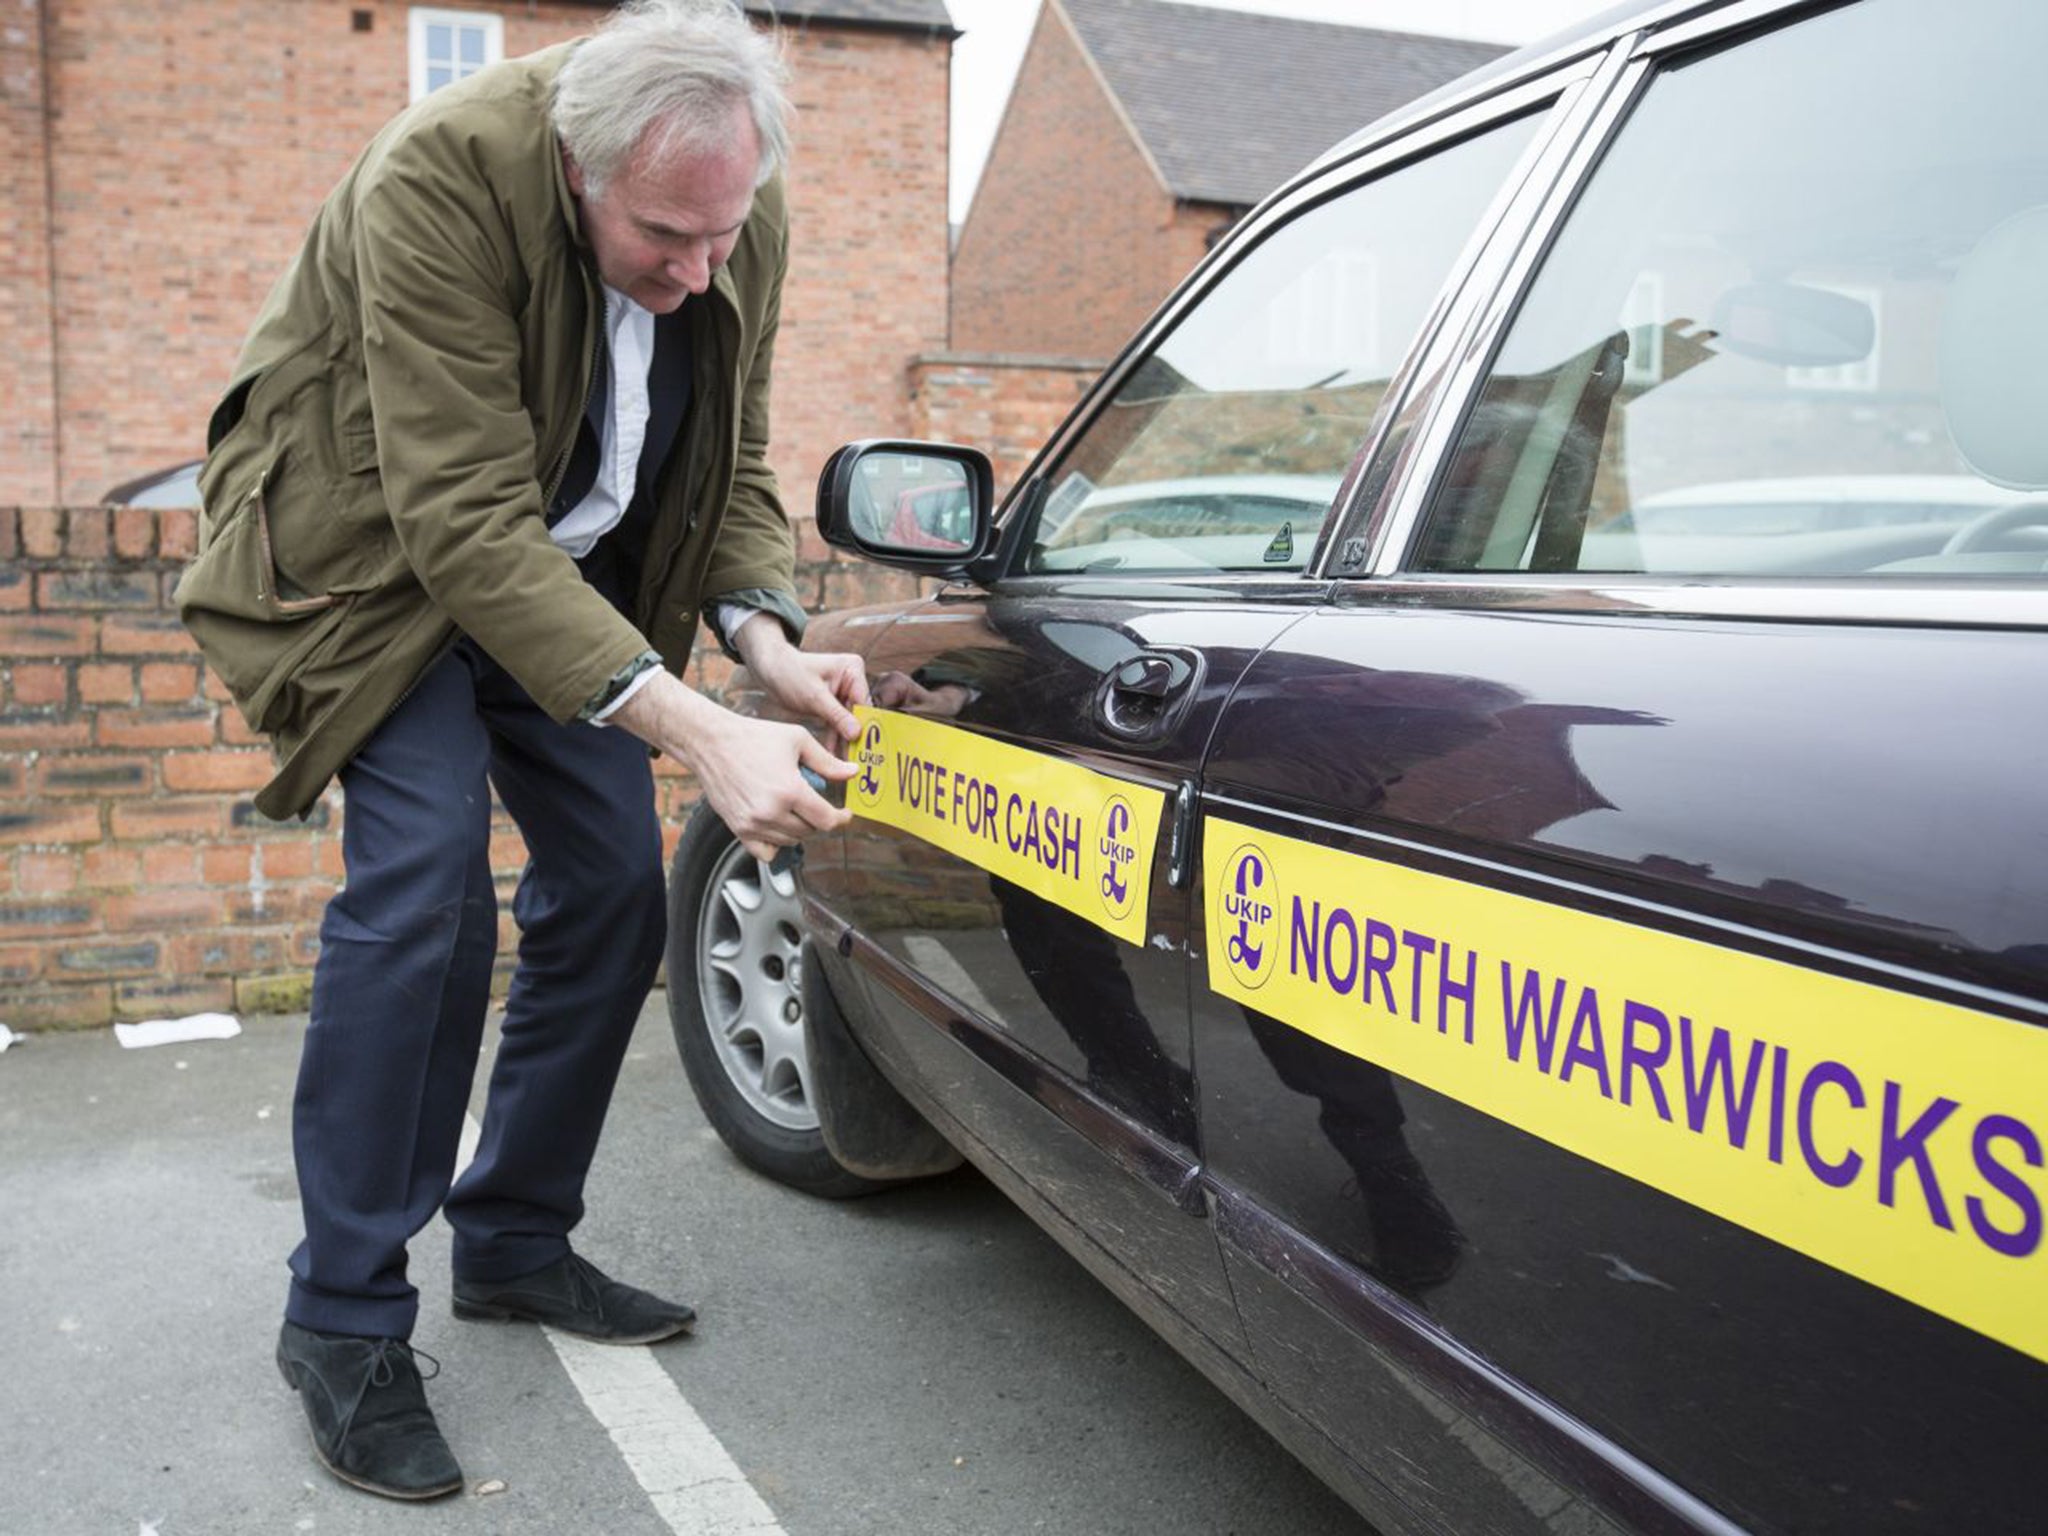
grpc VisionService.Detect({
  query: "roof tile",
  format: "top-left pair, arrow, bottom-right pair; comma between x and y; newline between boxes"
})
1060,0 -> 1506,206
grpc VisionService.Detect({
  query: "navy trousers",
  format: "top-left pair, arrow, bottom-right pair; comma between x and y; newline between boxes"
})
285,639 -> 667,1339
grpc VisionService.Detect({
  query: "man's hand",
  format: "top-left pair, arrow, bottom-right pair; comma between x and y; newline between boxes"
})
610,670 -> 855,861
731,614 -> 868,746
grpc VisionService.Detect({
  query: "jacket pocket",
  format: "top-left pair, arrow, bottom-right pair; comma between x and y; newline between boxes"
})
340,421 -> 379,474
175,463 -> 353,732
181,463 -> 339,622
215,358 -> 395,598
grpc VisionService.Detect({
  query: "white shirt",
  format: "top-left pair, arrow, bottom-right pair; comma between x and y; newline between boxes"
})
549,285 -> 654,562
555,287 -> 765,724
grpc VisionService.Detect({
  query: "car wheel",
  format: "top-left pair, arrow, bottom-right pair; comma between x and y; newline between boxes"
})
665,802 -> 885,1198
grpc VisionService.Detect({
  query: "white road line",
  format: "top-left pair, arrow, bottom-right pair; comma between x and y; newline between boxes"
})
544,1330 -> 785,1536
457,1111 -> 785,1536
456,1108 -> 483,1176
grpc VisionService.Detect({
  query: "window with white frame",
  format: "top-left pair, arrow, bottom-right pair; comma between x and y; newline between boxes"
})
1621,271 -> 1666,387
409,8 -> 503,102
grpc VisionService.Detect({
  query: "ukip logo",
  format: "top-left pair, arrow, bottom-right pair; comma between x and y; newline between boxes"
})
852,720 -> 886,806
1097,794 -> 1139,923
1220,843 -> 1278,991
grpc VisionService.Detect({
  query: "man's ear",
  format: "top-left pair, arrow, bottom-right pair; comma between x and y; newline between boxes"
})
563,147 -> 586,198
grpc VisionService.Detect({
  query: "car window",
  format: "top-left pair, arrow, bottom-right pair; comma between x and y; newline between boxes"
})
1412,0 -> 2048,580
1022,115 -> 1540,577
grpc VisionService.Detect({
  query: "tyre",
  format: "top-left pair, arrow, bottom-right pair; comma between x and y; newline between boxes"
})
665,802 -> 885,1197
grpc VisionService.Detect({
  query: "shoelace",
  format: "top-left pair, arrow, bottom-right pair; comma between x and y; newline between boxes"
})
360,1337 -> 442,1388
330,1338 -> 443,1448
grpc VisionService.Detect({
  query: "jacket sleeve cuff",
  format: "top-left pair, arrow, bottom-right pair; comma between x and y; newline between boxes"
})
578,649 -> 664,724
707,587 -> 808,663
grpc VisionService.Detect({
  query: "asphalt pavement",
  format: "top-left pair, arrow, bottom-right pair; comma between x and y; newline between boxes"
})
0,998 -> 1369,1536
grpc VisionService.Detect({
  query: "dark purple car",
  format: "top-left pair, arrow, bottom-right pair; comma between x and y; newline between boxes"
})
665,1 -> 2048,1530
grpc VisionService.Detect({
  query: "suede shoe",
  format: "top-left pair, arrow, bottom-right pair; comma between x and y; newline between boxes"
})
452,1250 -> 696,1344
276,1322 -> 463,1500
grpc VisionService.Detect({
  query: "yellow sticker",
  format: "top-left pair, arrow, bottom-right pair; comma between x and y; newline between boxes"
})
1203,815 -> 2048,1363
847,708 -> 1166,947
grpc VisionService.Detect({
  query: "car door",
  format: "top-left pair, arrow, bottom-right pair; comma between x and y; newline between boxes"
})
817,80 -> 1569,1416
1190,3 -> 2048,1534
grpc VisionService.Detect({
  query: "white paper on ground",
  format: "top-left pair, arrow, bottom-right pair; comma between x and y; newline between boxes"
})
113,1013 -> 242,1049
0,1023 -> 17,1054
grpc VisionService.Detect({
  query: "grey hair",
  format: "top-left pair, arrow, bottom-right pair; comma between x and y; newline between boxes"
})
552,0 -> 791,194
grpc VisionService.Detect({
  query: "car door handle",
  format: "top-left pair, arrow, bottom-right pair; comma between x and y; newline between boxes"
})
1097,649 -> 1199,740
1113,654 -> 1180,698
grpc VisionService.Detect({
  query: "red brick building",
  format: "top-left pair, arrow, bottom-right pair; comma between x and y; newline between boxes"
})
0,0 -> 956,509
949,0 -> 1504,359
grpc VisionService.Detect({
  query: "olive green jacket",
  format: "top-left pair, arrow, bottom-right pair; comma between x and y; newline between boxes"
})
177,45 -> 797,819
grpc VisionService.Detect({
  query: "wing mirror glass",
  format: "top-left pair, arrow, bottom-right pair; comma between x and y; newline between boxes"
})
816,440 -> 996,572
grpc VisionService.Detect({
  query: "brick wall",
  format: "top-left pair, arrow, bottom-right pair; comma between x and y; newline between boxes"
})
947,0 -> 1227,359
777,19 -> 954,578
1,0 -> 59,506
0,500 -> 930,1029
0,502 -> 320,1028
910,353 -> 1104,494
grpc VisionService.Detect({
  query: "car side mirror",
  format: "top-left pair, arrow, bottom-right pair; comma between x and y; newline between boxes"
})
816,440 -> 996,574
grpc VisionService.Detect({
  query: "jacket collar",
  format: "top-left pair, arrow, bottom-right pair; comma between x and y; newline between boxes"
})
710,262 -> 738,313
554,143 -> 589,254
528,42 -> 588,252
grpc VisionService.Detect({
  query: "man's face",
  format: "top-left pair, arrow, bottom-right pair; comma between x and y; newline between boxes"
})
566,106 -> 760,313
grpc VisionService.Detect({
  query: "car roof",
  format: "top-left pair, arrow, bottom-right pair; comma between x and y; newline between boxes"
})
101,460 -> 201,508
